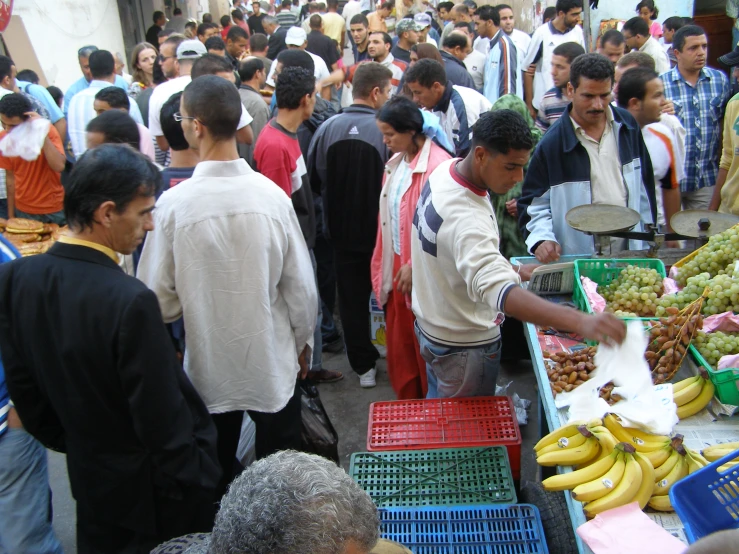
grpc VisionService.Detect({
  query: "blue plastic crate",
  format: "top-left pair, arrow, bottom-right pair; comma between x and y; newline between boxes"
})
670,448 -> 739,543
379,504 -> 548,553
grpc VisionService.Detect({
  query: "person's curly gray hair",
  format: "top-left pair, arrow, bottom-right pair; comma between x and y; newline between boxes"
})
209,451 -> 380,554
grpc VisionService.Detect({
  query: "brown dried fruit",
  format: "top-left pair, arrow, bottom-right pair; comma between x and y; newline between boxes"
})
564,384 -> 574,392
568,372 -> 578,384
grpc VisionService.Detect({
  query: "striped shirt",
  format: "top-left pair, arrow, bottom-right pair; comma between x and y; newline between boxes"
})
483,30 -> 520,104
535,86 -> 570,132
276,10 -> 298,27
0,235 -> 19,437
660,66 -> 731,193
644,121 -> 685,225
68,80 -> 144,159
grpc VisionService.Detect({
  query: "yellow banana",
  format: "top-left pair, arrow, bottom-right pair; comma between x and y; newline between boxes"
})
685,451 -> 705,474
603,415 -> 670,452
643,445 -> 672,468
572,452 -> 626,502
672,375 -> 701,393
686,448 -> 710,467
718,461 -> 739,472
673,377 -> 704,406
653,454 -> 688,496
653,448 -> 680,481
632,451 -> 656,510
534,421 -> 587,452
583,451 -> 643,518
537,437 -> 601,467
676,379 -> 715,420
702,442 -> 739,462
648,494 -> 673,512
537,431 -> 588,456
574,428 -> 620,469
542,449 -> 619,492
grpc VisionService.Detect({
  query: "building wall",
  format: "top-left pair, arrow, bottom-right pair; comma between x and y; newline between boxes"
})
11,0 -> 127,92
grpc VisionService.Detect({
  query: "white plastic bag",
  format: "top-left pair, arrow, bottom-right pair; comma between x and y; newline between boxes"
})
555,321 -> 678,435
0,118 -> 50,161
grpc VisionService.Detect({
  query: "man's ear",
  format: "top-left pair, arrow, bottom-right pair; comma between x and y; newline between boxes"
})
95,200 -> 118,229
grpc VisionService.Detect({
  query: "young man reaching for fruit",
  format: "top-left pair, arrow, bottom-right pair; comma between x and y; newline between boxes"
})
410,109 -> 627,398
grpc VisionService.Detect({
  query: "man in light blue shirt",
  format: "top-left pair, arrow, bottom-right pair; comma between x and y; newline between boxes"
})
63,45 -> 129,114
68,50 -> 144,159
16,79 -> 66,141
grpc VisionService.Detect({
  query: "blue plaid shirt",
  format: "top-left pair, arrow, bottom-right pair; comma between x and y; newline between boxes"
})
660,66 -> 731,193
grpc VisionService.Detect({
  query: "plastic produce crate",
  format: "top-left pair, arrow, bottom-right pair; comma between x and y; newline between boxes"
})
349,447 -> 516,507
572,258 -> 667,316
670,448 -> 739,543
367,397 -> 522,479
689,345 -> 739,406
379,504 -> 548,553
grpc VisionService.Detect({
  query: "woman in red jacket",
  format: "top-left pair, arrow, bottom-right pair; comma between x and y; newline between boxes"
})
371,96 -> 453,399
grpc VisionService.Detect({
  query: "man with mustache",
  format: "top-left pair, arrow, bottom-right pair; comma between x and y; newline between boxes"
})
518,53 -> 657,262
660,25 -> 730,211
410,109 -> 627,398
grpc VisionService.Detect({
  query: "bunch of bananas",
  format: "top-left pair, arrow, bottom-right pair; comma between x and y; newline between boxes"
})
647,442 -> 710,511
672,373 -> 716,420
702,442 -> 739,472
534,419 -> 609,467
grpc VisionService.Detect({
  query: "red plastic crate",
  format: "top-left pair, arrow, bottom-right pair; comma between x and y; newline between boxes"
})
367,396 -> 522,479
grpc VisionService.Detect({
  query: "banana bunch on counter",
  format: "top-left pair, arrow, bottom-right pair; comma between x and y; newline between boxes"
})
671,373 -> 716,420
702,442 -> 739,472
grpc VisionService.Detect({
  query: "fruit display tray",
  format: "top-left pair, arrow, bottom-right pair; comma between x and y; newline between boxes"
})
349,447 -> 516,507
572,258 -> 667,317
379,504 -> 549,553
367,397 -> 522,479
670,448 -> 739,543
689,345 -> 739,406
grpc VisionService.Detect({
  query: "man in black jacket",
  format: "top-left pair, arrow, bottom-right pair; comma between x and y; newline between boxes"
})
0,145 -> 221,553
264,16 -> 289,61
307,62 -> 392,388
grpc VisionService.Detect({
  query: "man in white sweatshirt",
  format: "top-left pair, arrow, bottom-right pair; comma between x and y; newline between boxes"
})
411,110 -> 626,398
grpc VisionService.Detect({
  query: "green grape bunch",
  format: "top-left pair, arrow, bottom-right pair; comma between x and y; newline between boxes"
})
599,266 -> 664,317
656,266 -> 739,317
693,330 -> 739,369
675,226 -> 739,286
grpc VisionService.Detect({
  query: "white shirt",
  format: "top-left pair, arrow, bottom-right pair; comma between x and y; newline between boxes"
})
464,49 -> 486,91
523,22 -> 584,109
411,158 -> 521,346
474,36 -> 490,55
507,28 -> 531,72
640,36 -> 671,76
643,121 -> 685,225
148,75 -> 254,138
68,79 -> 144,158
342,0 -> 362,25
266,52 -> 330,87
137,159 -> 318,414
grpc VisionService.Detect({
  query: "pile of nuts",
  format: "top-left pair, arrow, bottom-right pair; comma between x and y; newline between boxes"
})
545,347 -> 597,395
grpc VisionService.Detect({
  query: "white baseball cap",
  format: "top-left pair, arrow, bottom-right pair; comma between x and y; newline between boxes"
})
286,27 -> 308,46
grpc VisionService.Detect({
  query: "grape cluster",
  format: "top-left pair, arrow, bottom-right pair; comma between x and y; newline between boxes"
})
599,266 -> 664,317
693,330 -> 739,369
675,227 -> 739,286
656,266 -> 739,317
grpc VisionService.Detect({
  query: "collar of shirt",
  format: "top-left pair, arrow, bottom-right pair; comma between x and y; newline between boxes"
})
240,84 -> 259,93
88,80 -> 114,90
570,105 -> 614,144
547,21 -> 568,35
191,158 -> 254,179
433,81 -> 455,113
57,235 -> 120,263
668,65 -> 710,84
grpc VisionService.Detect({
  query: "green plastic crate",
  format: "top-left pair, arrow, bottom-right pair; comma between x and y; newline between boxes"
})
349,447 -> 516,508
689,345 -> 739,406
573,258 -> 667,317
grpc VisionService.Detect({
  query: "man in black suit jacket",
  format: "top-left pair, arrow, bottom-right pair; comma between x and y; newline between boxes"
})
264,16 -> 288,60
0,145 -> 221,554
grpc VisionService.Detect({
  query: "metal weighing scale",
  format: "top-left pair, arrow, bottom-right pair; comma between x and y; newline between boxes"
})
565,205 -> 739,258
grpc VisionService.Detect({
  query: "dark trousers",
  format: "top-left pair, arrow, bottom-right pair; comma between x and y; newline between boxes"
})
334,248 -> 379,375
211,381 -> 302,502
314,232 -> 338,339
76,485 -> 215,554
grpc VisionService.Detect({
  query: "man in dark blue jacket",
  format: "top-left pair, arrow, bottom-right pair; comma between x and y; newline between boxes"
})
518,53 -> 656,262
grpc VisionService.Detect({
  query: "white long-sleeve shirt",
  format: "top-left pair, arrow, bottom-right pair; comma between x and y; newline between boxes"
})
137,159 -> 317,414
411,158 -> 521,346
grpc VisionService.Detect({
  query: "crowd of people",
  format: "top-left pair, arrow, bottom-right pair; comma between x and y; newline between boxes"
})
0,0 -> 737,551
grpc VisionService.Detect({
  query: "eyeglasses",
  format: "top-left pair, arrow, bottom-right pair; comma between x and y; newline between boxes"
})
173,112 -> 197,122
158,54 -> 175,62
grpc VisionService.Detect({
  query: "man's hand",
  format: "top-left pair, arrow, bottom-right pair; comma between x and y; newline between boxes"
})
394,263 -> 412,295
516,263 -> 540,282
298,345 -> 311,380
7,407 -> 22,429
661,101 -> 675,116
505,199 -> 518,218
576,313 -> 627,347
534,240 -> 561,263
